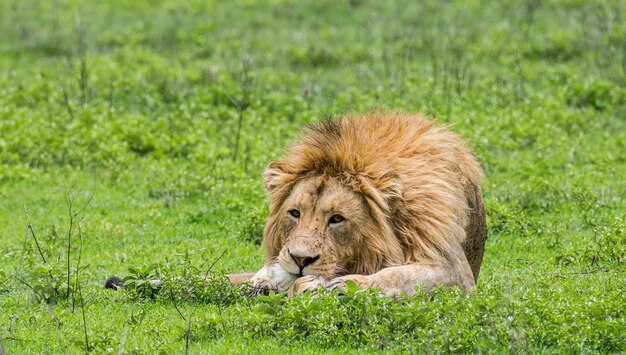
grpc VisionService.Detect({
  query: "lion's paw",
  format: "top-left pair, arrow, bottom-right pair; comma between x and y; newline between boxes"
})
287,275 -> 327,297
249,270 -> 279,295
327,274 -> 370,292
249,279 -> 278,295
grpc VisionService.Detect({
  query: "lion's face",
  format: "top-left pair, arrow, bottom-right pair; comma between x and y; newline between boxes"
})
273,176 -> 370,281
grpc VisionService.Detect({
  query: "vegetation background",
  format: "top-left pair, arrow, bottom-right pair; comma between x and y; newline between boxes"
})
1,0 -> 625,352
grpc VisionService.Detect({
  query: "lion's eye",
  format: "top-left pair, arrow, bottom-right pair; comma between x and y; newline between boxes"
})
328,214 -> 345,224
288,209 -> 301,218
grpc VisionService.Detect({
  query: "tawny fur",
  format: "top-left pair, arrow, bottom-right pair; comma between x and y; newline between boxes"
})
242,111 -> 487,296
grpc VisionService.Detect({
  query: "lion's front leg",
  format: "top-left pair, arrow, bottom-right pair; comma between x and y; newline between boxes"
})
327,262 -> 475,297
226,272 -> 256,285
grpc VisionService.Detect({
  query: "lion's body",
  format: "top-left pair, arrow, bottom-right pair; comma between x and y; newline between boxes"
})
245,112 -> 486,296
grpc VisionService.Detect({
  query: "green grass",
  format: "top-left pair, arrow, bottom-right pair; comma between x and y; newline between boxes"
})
1,0 -> 626,352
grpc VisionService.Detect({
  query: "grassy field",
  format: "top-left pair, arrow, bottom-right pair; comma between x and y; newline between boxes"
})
1,0 -> 625,353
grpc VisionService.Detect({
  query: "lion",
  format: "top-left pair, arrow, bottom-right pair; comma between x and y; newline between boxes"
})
229,111 -> 487,297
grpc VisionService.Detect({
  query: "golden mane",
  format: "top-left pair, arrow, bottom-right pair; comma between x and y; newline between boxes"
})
262,111 -> 485,280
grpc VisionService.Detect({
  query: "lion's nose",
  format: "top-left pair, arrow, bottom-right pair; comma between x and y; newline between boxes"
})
289,250 -> 320,270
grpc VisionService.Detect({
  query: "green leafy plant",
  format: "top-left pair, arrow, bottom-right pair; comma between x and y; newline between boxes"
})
29,263 -> 68,304
566,79 -> 625,111
122,264 -> 161,300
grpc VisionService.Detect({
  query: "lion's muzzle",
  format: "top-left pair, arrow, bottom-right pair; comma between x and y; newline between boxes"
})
288,249 -> 320,275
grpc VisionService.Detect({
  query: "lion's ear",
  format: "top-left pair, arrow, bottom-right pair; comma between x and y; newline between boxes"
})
263,161 -> 290,192
376,173 -> 404,205
357,172 -> 404,213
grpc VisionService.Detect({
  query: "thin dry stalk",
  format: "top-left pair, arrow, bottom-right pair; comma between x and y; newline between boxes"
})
12,275 -> 34,291
72,221 -> 84,312
64,186 -> 94,303
65,188 -> 75,300
75,12 -> 88,106
167,286 -> 186,321
61,85 -> 75,120
203,249 -> 227,281
108,79 -> 114,120
78,283 -> 90,352
23,205 -> 46,263
222,57 -> 253,161
185,314 -> 192,355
